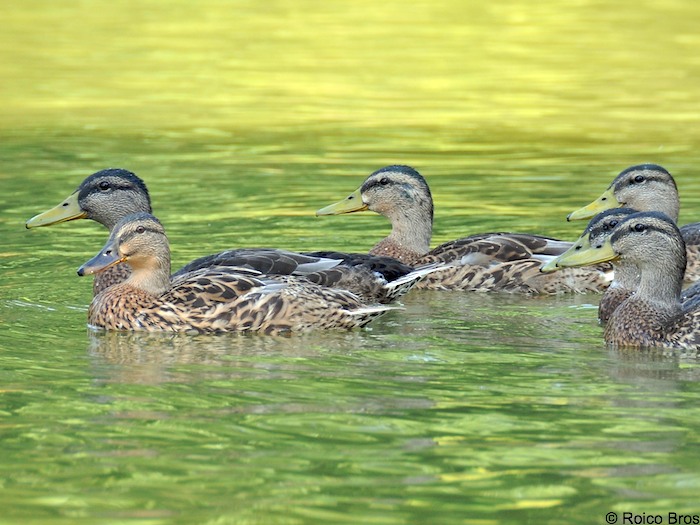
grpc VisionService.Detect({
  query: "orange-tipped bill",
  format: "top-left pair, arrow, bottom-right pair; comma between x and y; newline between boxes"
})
78,240 -> 125,276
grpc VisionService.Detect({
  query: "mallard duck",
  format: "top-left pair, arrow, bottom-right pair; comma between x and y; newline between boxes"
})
567,163 -> 700,284
26,169 -> 151,293
546,207 -> 700,323
25,168 -> 434,303
78,213 -> 397,334
543,208 -> 639,323
544,210 -> 700,350
316,165 -> 611,294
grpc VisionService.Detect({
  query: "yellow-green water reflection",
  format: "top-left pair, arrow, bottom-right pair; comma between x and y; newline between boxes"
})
3,1 -> 700,524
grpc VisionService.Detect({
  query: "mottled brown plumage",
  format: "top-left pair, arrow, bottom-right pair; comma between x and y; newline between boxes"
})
567,163 -> 700,284
551,211 -> 700,351
26,168 -> 432,303
317,165 -> 611,294
93,264 -> 132,295
550,207 -> 700,324
80,214 -> 396,334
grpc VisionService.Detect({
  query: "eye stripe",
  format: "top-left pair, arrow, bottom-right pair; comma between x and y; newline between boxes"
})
613,172 -> 670,192
119,225 -> 162,243
362,177 -> 395,192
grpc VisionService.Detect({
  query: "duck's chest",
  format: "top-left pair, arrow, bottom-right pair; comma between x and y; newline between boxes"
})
88,288 -> 160,331
92,263 -> 131,296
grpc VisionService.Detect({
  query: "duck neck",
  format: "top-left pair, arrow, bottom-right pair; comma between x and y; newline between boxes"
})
610,261 -> 639,291
102,216 -> 124,231
656,195 -> 680,223
96,194 -> 152,232
124,257 -> 172,296
635,261 -> 683,313
379,205 -> 433,259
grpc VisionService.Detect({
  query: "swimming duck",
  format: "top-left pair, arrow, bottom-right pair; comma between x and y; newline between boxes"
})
546,207 -> 700,323
544,211 -> 700,350
316,165 -> 611,294
78,213 -> 397,334
25,168 -> 432,303
567,163 -> 700,284
543,208 -> 639,323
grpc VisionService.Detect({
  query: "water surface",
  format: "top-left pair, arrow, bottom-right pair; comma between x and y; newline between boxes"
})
2,0 -> 700,523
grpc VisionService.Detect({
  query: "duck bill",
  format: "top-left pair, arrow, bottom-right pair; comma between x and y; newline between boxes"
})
566,188 -> 619,221
316,188 -> 368,216
540,232 -> 593,273
77,241 -> 125,276
549,237 -> 618,269
25,191 -> 87,228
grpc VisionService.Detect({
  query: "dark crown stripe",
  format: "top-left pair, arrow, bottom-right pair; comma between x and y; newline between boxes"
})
612,164 -> 675,192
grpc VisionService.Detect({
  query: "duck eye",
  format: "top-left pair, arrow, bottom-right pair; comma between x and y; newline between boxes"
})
379,177 -> 390,186
631,174 -> 645,184
98,181 -> 110,191
633,223 -> 646,232
604,220 -> 619,230
135,226 -> 145,234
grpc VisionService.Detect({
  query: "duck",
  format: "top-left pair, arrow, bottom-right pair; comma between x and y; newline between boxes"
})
316,165 -> 611,294
78,213 -> 397,334
25,168 -> 435,303
542,208 -> 639,323
543,210 -> 700,350
545,208 -> 700,324
567,163 -> 700,284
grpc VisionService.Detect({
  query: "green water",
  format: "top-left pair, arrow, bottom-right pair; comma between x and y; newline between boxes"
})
3,0 -> 700,523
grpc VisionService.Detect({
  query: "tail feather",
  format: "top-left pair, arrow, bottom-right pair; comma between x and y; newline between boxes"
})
382,262 -> 448,302
348,304 -> 403,327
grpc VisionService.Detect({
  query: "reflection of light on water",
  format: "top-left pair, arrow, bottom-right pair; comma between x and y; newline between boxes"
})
86,329 -> 393,386
3,0 -> 700,519
5,300 -> 56,311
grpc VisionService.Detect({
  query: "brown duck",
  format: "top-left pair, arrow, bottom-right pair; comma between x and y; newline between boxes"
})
317,165 -> 611,294
567,163 -> 700,284
26,168 -> 436,303
78,213 -> 397,334
546,211 -> 700,351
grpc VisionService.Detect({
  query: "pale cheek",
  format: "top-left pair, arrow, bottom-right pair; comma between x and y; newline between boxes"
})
372,202 -> 391,215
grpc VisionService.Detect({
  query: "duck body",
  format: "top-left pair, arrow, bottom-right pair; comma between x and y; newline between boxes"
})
88,270 -> 391,334
80,213 -> 395,334
317,165 -> 611,294
546,211 -> 700,351
548,206 -> 700,324
567,163 -> 700,284
604,295 -> 683,349
26,168 -> 432,303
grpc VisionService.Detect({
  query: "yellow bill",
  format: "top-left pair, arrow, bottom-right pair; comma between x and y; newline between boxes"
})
541,232 -> 593,273
547,236 -> 618,269
316,188 -> 367,216
567,187 -> 619,221
25,191 -> 86,228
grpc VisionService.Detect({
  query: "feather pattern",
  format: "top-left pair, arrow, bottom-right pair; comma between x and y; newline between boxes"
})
316,165 -> 611,294
80,214 -> 397,334
26,168 -> 431,302
548,211 -> 700,351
